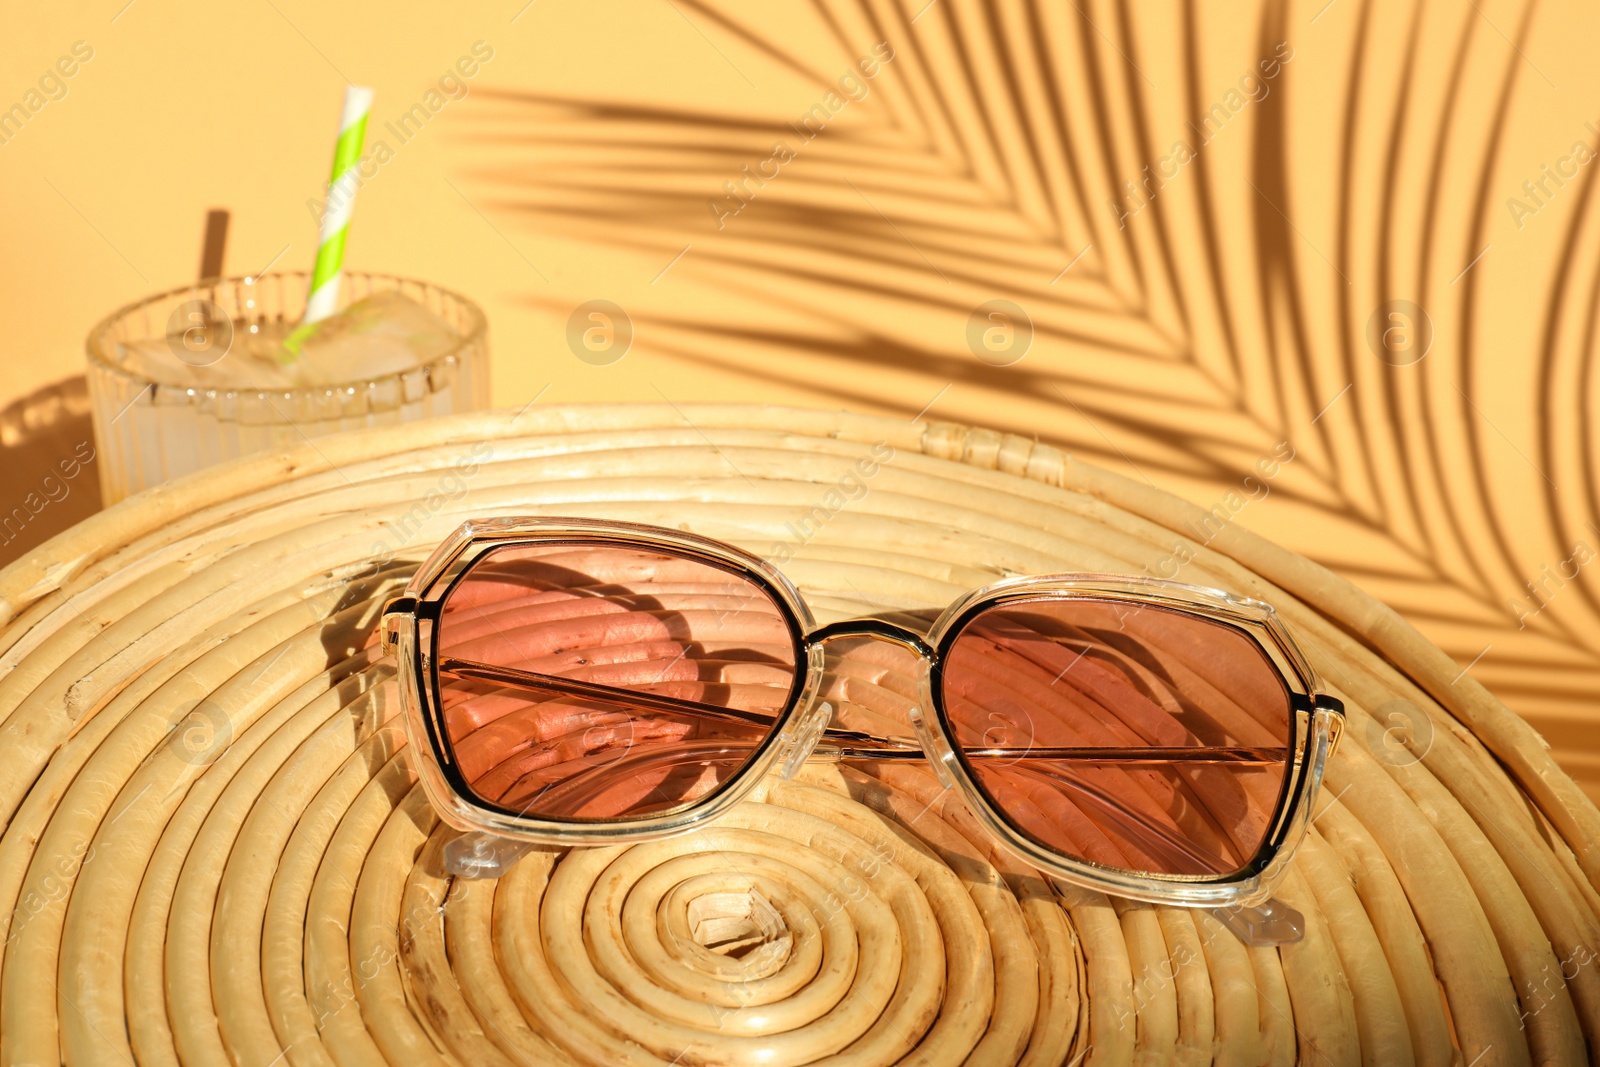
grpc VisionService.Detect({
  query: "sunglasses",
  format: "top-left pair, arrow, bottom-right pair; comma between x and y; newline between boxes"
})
381,517 -> 1344,936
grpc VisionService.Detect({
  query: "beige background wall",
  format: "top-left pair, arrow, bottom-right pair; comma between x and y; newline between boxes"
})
4,0 -> 1599,794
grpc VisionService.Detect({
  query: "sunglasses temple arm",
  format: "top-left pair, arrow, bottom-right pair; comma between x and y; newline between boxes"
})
440,659 -> 1291,766
816,744 -> 1288,764
438,652 -> 1292,815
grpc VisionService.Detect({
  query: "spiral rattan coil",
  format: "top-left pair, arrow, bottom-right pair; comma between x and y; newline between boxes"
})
0,404 -> 1595,1066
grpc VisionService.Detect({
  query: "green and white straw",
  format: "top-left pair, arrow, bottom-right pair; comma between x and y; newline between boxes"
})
283,85 -> 374,358
305,84 -> 373,322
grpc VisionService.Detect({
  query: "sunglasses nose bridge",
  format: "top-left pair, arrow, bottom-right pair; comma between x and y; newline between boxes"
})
788,619 -> 964,784
804,621 -> 937,750
805,618 -> 937,661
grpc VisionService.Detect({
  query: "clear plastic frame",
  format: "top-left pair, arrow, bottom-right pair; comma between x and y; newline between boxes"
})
382,516 -> 1346,911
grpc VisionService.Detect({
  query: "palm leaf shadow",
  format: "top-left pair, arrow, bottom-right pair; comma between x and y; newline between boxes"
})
458,0 -> 1600,787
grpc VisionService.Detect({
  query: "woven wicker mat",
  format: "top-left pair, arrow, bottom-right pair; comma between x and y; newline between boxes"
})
0,404 -> 1595,1066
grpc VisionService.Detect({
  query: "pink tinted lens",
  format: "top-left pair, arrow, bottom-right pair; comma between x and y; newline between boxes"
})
435,542 -> 799,821
943,598 -> 1293,877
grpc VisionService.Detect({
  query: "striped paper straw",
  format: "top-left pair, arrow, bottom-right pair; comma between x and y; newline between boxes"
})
302,85 -> 374,326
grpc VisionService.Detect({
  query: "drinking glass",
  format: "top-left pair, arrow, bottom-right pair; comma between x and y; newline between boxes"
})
85,271 -> 489,505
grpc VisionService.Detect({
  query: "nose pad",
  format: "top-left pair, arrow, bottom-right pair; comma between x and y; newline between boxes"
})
780,700 -> 832,780
908,705 -> 961,791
